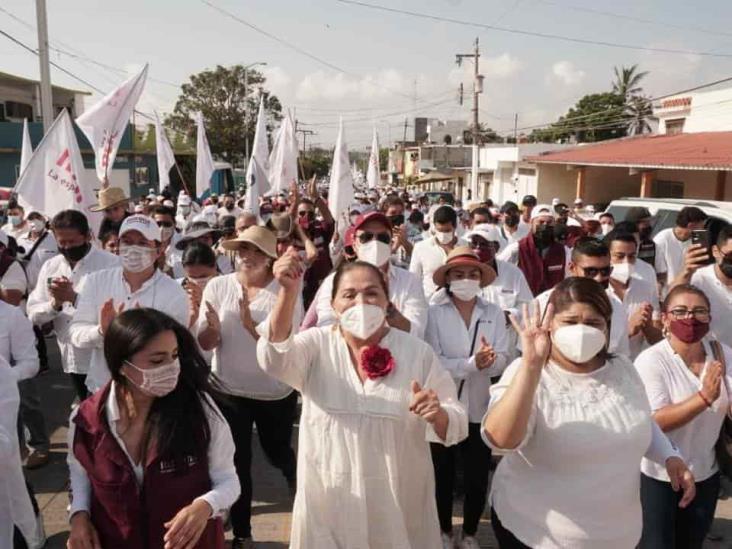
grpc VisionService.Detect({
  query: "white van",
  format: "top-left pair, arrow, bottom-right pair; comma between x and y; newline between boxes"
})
605,198 -> 732,242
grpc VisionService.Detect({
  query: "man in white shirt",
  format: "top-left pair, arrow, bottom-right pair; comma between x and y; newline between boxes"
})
410,205 -> 466,299
69,214 -> 189,392
515,194 -> 536,241
533,237 -> 632,358
27,210 -> 119,400
654,206 -> 708,294
605,229 -> 662,359
1,203 -> 29,241
217,194 -> 244,220
498,201 -> 525,246
16,211 -> 57,291
316,211 -> 427,338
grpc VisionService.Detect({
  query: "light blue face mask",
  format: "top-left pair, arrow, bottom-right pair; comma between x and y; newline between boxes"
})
8,215 -> 22,226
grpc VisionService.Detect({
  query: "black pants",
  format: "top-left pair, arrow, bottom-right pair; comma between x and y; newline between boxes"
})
69,373 -> 89,401
430,422 -> 491,536
222,392 -> 298,539
639,472 -> 720,549
491,507 -> 531,549
33,326 -> 48,373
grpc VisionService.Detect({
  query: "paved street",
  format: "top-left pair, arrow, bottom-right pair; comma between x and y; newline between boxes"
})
25,338 -> 732,548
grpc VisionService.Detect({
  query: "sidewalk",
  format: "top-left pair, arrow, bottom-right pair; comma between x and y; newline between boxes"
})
28,339 -> 732,547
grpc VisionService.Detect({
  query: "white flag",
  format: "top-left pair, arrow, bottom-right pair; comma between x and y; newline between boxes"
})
268,112 -> 298,194
14,110 -> 102,233
366,128 -> 380,189
244,156 -> 266,218
195,111 -> 216,199
327,118 -> 355,231
20,118 -> 32,176
154,112 -> 176,192
249,96 -> 271,193
76,64 -> 148,184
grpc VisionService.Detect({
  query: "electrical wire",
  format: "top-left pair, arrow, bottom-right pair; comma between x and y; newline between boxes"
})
335,0 -> 732,58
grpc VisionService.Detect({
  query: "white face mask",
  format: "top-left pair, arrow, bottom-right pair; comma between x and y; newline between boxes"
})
124,358 -> 180,397
552,324 -> 607,363
338,303 -> 386,340
434,230 -> 454,245
119,244 -> 157,273
29,219 -> 45,232
356,239 -> 392,267
601,223 -> 613,235
449,278 -> 481,301
610,261 -> 634,285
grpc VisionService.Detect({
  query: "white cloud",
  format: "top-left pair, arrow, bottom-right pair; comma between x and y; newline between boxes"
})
447,53 -> 521,86
294,69 -> 412,102
261,66 -> 291,95
550,60 -> 586,87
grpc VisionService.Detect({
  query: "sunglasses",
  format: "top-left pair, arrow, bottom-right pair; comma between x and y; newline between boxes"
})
357,231 -> 391,245
580,266 -> 613,277
298,210 -> 315,217
156,221 -> 174,228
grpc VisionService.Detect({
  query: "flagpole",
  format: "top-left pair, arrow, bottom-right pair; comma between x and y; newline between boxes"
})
174,162 -> 195,200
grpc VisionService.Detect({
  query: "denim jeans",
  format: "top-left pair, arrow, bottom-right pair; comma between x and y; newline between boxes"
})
639,471 -> 720,549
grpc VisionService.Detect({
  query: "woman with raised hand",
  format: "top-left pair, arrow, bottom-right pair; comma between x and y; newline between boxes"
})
66,308 -> 238,549
483,277 -> 696,549
257,252 -> 468,548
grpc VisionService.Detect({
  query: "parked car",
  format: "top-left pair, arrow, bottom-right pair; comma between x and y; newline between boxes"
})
605,197 -> 732,243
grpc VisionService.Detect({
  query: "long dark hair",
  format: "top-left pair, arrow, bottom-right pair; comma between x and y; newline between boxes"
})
104,308 -> 222,459
331,260 -> 389,301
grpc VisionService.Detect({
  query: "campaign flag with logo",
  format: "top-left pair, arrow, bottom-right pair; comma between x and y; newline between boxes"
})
268,112 -> 298,195
154,111 -> 176,192
249,96 -> 271,193
76,64 -> 148,184
195,111 -> 216,199
366,127 -> 380,189
327,117 -> 355,233
14,110 -> 102,233
20,118 -> 32,176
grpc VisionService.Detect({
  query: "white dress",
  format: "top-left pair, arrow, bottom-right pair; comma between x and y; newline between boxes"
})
256,325 -> 469,549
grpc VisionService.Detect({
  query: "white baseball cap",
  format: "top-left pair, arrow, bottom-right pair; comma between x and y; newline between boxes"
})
530,204 -> 555,221
118,214 -> 161,242
465,223 -> 502,244
178,194 -> 192,206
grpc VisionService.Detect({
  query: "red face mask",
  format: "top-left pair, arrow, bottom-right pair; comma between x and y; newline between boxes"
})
473,246 -> 494,264
668,318 -> 710,344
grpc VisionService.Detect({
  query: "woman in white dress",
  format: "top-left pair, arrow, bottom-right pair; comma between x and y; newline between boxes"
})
483,276 -> 696,549
257,253 -> 469,548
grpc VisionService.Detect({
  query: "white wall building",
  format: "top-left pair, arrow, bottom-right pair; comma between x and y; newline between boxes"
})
654,84 -> 732,135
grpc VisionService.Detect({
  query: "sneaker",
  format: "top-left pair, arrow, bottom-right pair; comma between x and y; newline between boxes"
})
459,534 -> 480,549
441,532 -> 455,549
25,450 -> 50,470
232,537 -> 255,549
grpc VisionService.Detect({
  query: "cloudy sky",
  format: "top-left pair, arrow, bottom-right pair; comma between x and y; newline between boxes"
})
2,0 -> 732,153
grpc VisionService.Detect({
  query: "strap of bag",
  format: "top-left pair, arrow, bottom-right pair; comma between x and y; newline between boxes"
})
22,230 -> 49,263
458,319 -> 482,399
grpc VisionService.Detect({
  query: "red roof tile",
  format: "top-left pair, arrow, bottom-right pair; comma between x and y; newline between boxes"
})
527,131 -> 732,170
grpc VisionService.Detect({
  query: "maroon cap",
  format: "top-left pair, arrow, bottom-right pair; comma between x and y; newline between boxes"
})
351,211 -> 392,232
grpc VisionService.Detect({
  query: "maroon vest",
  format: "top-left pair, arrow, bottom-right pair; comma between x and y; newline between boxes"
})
517,235 -> 566,296
72,383 -> 225,549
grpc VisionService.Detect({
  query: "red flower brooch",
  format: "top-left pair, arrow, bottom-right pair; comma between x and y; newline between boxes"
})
360,345 -> 395,380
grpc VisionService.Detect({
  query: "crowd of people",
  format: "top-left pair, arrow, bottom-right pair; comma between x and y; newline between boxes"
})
1,180 -> 731,549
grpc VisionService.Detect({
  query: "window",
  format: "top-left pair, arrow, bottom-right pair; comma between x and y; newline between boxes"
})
518,167 -> 536,176
665,118 -> 685,135
653,180 -> 684,198
4,101 -> 33,120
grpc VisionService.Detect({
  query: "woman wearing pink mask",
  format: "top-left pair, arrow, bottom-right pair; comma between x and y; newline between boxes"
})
635,284 -> 732,548
66,309 -> 238,549
258,257 -> 468,548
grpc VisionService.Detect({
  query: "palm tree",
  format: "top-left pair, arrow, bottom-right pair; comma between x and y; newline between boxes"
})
625,95 -> 653,136
612,64 -> 649,99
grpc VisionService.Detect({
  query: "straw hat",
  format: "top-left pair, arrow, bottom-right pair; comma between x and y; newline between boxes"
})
220,225 -> 277,258
266,212 -> 295,240
90,186 -> 129,212
432,246 -> 496,288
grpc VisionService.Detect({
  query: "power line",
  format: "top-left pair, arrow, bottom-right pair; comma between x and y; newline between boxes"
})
298,97 -> 457,128
336,0 -> 732,58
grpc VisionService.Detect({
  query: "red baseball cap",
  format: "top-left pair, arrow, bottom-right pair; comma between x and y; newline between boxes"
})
351,211 -> 392,232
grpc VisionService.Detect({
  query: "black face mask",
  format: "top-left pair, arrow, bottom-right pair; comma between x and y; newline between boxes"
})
504,214 -> 519,228
60,242 -> 90,263
388,214 -> 405,227
533,225 -> 555,248
720,257 -> 732,279
639,226 -> 652,240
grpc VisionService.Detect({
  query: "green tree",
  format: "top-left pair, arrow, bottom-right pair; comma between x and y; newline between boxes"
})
613,64 -> 652,136
165,65 -> 282,165
300,147 -> 332,179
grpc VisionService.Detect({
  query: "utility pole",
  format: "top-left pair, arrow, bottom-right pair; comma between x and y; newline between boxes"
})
295,126 -> 315,152
403,117 -> 409,145
456,38 -> 483,202
514,113 -> 519,143
35,0 -> 53,133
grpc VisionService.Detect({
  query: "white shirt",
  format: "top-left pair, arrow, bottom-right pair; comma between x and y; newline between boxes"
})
67,381 -> 240,518
497,241 -> 572,273
534,286 -> 632,358
256,325 -> 468,549
426,291 -> 510,422
217,206 -> 243,219
315,266 -> 428,338
409,236 -> 467,299
27,248 -> 119,374
485,356 -> 679,549
691,264 -> 732,349
481,259 -> 533,317
633,256 -> 658,286
654,228 -> 690,289
0,261 -> 27,295
500,224 -> 526,246
607,270 -> 661,359
1,223 -> 27,241
17,230 -> 57,290
69,268 -> 189,392
516,217 -> 531,240
636,338 -> 732,483
0,300 -> 38,382
199,274 -> 303,399
0,357 -> 45,549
